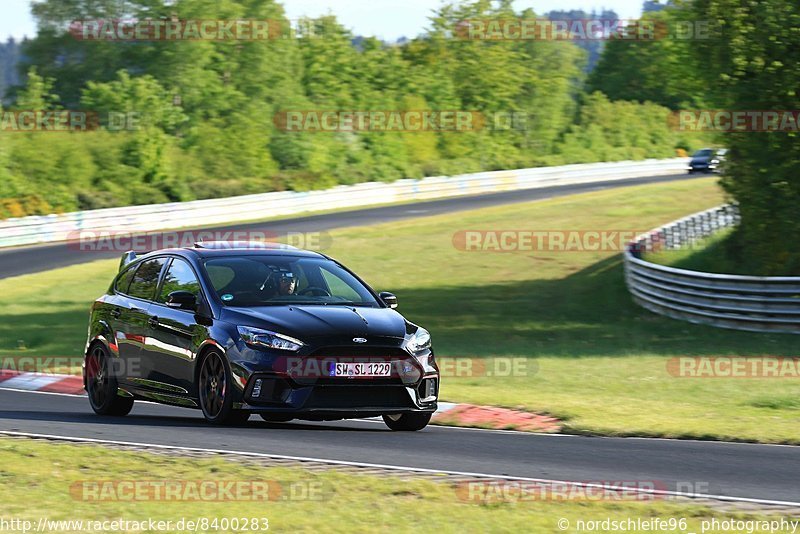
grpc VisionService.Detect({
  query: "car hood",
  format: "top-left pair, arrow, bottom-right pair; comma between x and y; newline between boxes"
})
691,156 -> 711,164
221,305 -> 409,340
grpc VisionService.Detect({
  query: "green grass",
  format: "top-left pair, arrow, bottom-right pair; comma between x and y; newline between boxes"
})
1,177 -> 799,443
643,227 -> 790,277
643,228 -> 747,274
0,438 -> 789,533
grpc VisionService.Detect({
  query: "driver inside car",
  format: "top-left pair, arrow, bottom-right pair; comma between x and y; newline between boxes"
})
276,270 -> 298,296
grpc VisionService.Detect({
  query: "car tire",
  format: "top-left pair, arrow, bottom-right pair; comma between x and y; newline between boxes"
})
259,414 -> 294,423
382,412 -> 432,431
86,344 -> 134,417
198,349 -> 250,425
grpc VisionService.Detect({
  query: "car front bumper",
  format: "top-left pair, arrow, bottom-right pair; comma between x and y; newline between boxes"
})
228,344 -> 440,418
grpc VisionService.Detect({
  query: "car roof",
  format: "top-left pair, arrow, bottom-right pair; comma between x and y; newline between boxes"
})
118,242 -> 329,273
132,246 -> 326,262
185,247 -> 325,259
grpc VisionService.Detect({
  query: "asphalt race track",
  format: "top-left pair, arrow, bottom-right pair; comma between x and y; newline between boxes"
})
1,389 -> 799,505
4,172 -> 798,507
0,173 -> 694,279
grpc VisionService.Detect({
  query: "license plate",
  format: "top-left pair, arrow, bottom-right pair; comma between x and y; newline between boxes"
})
332,362 -> 391,377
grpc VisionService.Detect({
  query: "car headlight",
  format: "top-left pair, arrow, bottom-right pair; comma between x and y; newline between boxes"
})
237,326 -> 304,352
406,327 -> 431,353
711,159 -> 719,164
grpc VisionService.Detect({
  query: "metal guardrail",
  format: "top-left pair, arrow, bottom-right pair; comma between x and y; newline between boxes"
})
625,204 -> 800,334
0,158 -> 688,249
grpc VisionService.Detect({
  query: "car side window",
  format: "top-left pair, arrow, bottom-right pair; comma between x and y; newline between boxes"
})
114,266 -> 136,295
127,258 -> 167,301
157,258 -> 202,304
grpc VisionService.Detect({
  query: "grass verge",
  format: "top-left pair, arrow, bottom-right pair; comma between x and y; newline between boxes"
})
643,228 -> 745,274
0,438 -> 791,533
1,177 -> 799,443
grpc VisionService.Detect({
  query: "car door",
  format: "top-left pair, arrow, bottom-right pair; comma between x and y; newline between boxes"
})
115,257 -> 168,389
141,257 -> 208,397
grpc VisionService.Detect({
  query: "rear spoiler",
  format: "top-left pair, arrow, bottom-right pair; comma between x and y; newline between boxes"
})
194,240 -> 298,250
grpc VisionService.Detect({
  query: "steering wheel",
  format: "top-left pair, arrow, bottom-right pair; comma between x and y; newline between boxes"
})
298,286 -> 331,297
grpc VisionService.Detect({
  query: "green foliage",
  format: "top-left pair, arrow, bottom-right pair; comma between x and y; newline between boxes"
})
0,38 -> 22,102
587,10 -> 707,111
1,0 -> 699,219
81,70 -> 187,132
548,93 -> 676,164
15,67 -> 60,109
692,0 -> 800,275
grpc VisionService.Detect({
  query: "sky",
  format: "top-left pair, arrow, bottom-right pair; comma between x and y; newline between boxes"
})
1,0 -> 648,42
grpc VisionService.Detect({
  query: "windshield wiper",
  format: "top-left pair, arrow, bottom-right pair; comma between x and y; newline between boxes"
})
285,301 -> 375,307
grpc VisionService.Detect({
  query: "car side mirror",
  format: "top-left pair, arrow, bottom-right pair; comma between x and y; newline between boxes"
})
166,290 -> 197,311
379,291 -> 398,309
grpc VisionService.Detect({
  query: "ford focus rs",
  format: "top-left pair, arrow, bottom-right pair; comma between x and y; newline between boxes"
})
84,242 -> 439,430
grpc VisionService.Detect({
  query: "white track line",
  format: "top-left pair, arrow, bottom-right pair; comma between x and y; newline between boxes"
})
0,430 -> 798,509
0,387 -> 84,398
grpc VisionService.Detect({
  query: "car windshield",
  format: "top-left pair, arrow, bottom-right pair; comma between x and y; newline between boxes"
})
693,149 -> 714,158
202,255 -> 380,307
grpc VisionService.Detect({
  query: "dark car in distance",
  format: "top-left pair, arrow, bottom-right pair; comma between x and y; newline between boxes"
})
688,148 -> 727,174
84,242 -> 439,431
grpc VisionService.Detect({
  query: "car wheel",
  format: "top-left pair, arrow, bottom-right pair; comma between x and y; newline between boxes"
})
382,412 -> 432,431
86,344 -> 134,416
259,414 -> 294,423
198,349 -> 249,425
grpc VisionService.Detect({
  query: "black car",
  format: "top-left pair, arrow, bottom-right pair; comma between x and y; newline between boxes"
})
84,242 -> 439,431
688,148 -> 727,174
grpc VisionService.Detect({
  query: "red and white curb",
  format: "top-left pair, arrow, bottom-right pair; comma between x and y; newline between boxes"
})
0,370 -> 84,395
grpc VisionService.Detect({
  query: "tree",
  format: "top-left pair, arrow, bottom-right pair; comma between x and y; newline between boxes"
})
15,67 -> 60,109
0,38 -> 22,103
587,10 -> 706,110
553,92 -> 676,163
82,71 -> 188,202
545,9 -> 618,72
0,0 -> 705,219
693,0 -> 800,274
